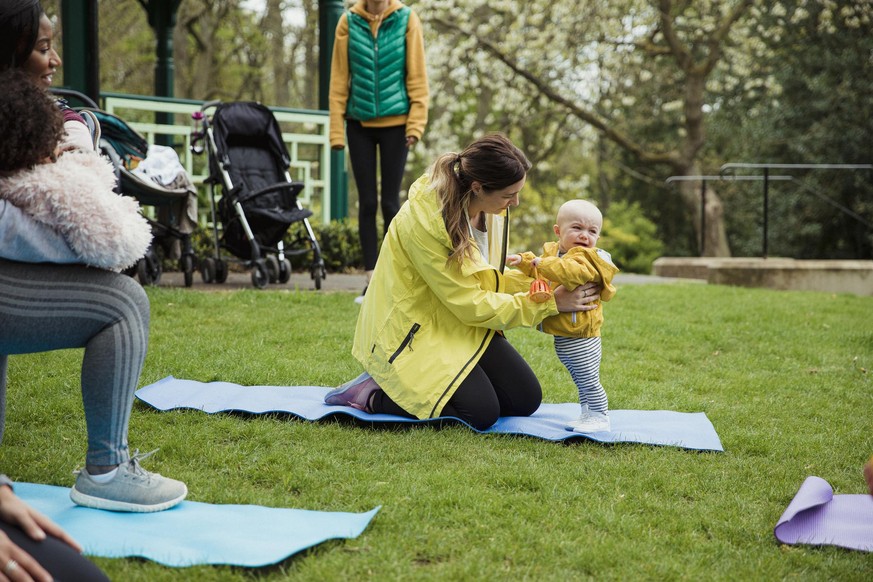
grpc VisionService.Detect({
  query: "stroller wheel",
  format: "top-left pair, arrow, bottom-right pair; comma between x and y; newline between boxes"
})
137,250 -> 162,286
265,255 -> 280,284
215,259 -> 229,284
180,254 -> 195,288
252,260 -> 269,289
278,258 -> 292,284
311,262 -> 323,290
200,257 -> 216,284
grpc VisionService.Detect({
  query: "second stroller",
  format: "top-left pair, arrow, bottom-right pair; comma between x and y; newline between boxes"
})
192,100 -> 326,289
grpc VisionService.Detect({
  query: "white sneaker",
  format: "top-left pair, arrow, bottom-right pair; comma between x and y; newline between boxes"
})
568,411 -> 610,433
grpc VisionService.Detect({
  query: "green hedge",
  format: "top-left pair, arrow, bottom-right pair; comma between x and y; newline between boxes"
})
174,206 -> 662,275
600,200 -> 665,274
294,219 -> 364,272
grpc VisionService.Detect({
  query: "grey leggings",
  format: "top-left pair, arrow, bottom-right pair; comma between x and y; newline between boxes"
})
0,260 -> 149,467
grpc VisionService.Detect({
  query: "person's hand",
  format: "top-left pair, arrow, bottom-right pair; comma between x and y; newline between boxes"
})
506,254 -> 522,267
554,281 -> 601,312
531,257 -> 542,269
0,486 -> 62,582
331,144 -> 345,151
406,136 -> 418,148
0,528 -> 52,582
864,456 -> 873,496
0,486 -> 82,554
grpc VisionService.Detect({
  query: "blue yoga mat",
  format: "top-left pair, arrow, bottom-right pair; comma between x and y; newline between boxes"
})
774,476 -> 873,552
136,376 -> 723,452
15,483 -> 379,568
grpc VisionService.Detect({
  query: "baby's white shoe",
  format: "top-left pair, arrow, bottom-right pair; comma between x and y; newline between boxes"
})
568,410 -> 610,433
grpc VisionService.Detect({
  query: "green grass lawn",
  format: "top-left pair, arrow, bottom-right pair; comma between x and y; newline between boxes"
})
2,282 -> 871,580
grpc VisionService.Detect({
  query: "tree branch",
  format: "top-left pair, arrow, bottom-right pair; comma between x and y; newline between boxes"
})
701,0 -> 754,75
430,16 -> 679,166
657,0 -> 693,71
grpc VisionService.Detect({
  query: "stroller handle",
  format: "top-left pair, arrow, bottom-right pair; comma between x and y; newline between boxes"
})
200,99 -> 222,112
236,181 -> 304,204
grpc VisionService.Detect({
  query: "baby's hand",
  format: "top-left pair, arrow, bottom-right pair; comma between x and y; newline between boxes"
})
531,257 -> 542,268
506,254 -> 522,267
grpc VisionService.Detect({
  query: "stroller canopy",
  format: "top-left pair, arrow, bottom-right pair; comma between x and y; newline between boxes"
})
213,102 -> 291,169
88,109 -> 149,166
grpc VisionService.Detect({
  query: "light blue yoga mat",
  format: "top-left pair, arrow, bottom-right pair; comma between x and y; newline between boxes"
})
15,483 -> 379,568
136,376 -> 723,452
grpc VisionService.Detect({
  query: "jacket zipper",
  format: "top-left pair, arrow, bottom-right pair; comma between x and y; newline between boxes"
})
499,206 -> 509,271
430,328 -> 494,418
429,269 -> 501,418
373,38 -> 380,117
388,322 -> 420,363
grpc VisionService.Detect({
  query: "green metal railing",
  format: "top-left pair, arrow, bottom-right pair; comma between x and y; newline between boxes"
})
101,92 -> 333,224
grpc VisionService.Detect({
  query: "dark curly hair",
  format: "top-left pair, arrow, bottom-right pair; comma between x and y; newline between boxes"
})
0,67 -> 64,172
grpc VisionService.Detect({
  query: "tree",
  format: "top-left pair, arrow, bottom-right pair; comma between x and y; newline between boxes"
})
431,0 -> 753,255
420,0 -> 761,256
709,0 -> 873,259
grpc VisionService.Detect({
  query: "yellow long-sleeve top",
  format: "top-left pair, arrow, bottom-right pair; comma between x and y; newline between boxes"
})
328,0 -> 429,148
514,242 -> 619,338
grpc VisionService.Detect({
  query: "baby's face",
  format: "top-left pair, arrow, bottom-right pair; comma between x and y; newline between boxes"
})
554,208 -> 602,253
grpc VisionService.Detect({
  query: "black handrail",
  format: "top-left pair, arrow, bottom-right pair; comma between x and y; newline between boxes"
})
719,163 -> 873,257
665,175 -> 792,256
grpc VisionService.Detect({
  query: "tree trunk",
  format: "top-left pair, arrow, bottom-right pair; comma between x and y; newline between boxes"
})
675,165 -> 731,257
677,69 -> 730,257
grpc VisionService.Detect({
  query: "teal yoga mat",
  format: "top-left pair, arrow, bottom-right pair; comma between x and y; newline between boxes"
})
16,483 -> 379,568
136,376 -> 724,452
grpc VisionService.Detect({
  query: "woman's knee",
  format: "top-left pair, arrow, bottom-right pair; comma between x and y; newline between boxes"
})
445,401 -> 499,431
467,408 -> 500,431
110,272 -> 150,325
513,382 -> 542,417
445,370 -> 502,430
358,198 -> 379,218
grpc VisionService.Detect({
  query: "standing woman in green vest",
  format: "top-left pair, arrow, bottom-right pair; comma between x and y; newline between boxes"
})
329,0 -> 429,302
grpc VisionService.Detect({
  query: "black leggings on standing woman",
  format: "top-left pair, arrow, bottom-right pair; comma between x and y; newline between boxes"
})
345,120 -> 409,271
371,333 -> 543,430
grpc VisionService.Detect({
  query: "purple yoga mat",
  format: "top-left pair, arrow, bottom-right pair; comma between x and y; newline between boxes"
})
774,476 -> 873,552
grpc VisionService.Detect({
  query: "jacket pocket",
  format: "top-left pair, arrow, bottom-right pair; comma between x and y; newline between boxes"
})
388,323 -> 421,364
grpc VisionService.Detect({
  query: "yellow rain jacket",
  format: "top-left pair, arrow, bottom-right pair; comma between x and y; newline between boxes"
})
513,243 -> 618,337
352,175 -> 559,419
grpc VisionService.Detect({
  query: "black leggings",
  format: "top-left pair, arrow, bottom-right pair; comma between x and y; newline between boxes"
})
0,521 -> 109,581
345,120 -> 409,271
371,333 -> 542,430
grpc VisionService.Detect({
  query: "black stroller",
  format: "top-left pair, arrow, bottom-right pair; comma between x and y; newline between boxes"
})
191,100 -> 325,289
87,109 -> 199,287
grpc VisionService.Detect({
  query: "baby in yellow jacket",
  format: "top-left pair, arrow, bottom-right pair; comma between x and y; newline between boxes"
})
508,199 -> 618,433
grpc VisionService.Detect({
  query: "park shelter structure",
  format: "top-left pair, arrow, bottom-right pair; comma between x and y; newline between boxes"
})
58,0 -> 348,220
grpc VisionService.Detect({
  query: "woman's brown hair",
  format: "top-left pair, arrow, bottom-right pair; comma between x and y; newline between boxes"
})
429,133 -> 531,264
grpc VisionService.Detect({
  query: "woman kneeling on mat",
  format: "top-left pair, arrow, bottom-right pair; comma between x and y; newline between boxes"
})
326,134 -> 601,430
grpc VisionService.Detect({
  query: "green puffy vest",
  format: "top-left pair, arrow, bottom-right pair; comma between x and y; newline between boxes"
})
346,7 -> 410,121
